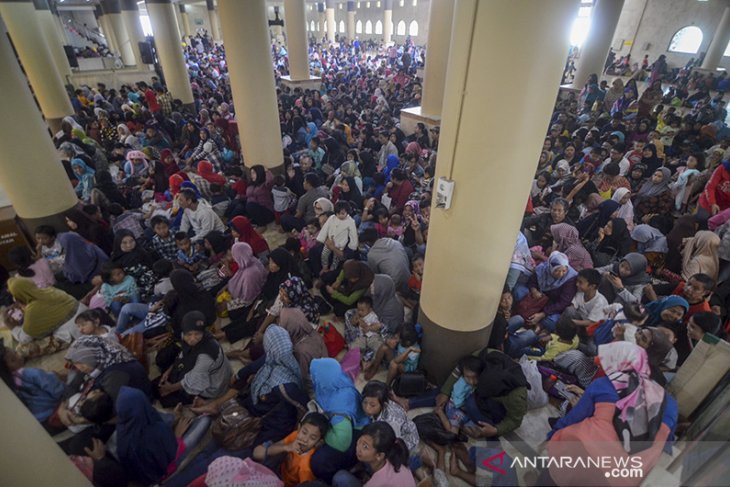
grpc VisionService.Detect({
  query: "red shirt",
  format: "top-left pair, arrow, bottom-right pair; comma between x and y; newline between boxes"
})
145,88 -> 160,113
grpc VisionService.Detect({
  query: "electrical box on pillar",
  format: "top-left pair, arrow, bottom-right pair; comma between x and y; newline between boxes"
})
435,177 -> 454,210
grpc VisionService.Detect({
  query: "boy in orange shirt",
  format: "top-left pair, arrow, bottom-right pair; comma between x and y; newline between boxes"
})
253,412 -> 329,486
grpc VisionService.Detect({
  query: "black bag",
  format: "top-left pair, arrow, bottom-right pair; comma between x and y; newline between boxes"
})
413,412 -> 467,445
391,371 -> 427,397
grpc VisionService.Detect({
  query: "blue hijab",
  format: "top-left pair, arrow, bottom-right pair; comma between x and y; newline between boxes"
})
645,296 -> 689,326
180,180 -> 202,198
116,386 -> 177,485
57,232 -> 108,284
383,154 -> 400,182
310,358 -> 368,428
71,158 -> 95,201
535,251 -> 578,292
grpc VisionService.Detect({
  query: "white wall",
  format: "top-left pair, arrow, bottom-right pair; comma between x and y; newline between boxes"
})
186,4 -> 213,37
611,0 -> 730,70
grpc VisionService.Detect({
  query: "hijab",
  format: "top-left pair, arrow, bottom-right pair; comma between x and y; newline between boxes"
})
511,231 -> 535,275
640,144 -> 662,176
339,176 -> 363,209
343,260 -> 375,292
7,277 -> 77,338
314,197 -> 334,215
57,232 -> 109,283
370,274 -> 405,334
635,167 -> 671,204
228,243 -> 267,303
681,230 -> 721,282
280,276 -> 320,324
551,223 -> 593,271
535,251 -> 578,292
310,357 -> 368,427
166,269 -> 216,329
645,296 -> 689,326
666,215 -> 697,273
611,253 -> 651,287
250,325 -> 302,405
596,342 -> 667,453
197,160 -> 227,185
204,457 -> 283,487
577,200 -> 620,241
262,248 -> 298,300
111,229 -> 152,269
611,187 -> 635,228
631,224 -> 669,253
65,335 -> 135,372
598,218 -> 632,258
229,216 -> 269,255
475,349 -> 529,403
383,154 -> 400,181
116,386 -> 178,485
169,174 -> 185,195
159,148 -> 180,178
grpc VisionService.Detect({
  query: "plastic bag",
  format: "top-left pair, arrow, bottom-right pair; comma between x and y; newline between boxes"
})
519,355 -> 549,409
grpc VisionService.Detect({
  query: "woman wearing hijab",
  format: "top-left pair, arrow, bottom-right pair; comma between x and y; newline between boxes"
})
111,230 -> 157,300
551,223 -> 593,271
63,208 -> 113,254
598,252 -> 651,306
116,124 -> 141,149
160,148 -> 180,178
645,295 -> 689,327
665,215 -> 697,274
310,357 -> 369,483
587,218 -> 632,267
6,277 -> 85,353
197,160 -> 226,185
514,251 -> 578,332
549,159 -> 572,190
155,311 -> 232,407
278,305 -> 328,387
338,176 -> 364,211
245,165 -> 275,226
92,170 -> 127,209
631,223 -> 669,270
229,216 -> 270,259
634,167 -> 673,220
640,144 -> 662,177
261,248 -> 299,302
576,199 -> 620,242
225,243 -> 267,317
603,78 -> 625,112
681,231 -> 721,282
546,342 -> 677,487
163,269 -> 217,332
71,159 -> 96,202
322,260 -> 376,317
611,187 -> 635,230
369,274 -> 405,335
57,231 -> 109,294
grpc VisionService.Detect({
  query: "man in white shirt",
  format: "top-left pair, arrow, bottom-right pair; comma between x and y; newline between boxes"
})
178,188 -> 226,240
599,143 -> 630,176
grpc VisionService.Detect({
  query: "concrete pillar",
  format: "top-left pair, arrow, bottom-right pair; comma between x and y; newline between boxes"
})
284,0 -> 310,80
325,0 -> 336,42
420,0 -> 455,118
347,1 -> 356,41
33,0 -> 72,80
95,5 -> 119,54
383,0 -> 393,45
0,19 -> 77,222
318,2 -> 325,37
0,0 -> 73,131
571,0 -> 624,88
206,0 -> 221,42
419,0 -> 578,383
702,6 -> 730,70
103,0 -> 136,66
219,0 -> 283,169
145,0 -> 194,107
121,0 -> 147,67
178,3 -> 192,39
51,0 -> 70,45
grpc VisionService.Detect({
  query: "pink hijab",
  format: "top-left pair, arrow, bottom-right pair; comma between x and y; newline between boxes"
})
205,457 -> 282,487
227,242 -> 266,304
550,223 -> 593,271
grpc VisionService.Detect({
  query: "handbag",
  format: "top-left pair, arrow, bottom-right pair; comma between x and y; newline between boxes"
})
514,294 -> 549,321
318,322 -> 345,357
391,371 -> 427,397
413,412 -> 466,445
121,333 -> 146,369
211,399 -> 262,451
142,311 -> 169,331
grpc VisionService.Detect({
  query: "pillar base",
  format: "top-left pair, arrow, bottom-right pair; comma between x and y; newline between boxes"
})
399,106 -> 440,136
280,75 -> 323,92
419,308 -> 492,386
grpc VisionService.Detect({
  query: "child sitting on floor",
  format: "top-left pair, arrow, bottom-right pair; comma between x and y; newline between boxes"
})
175,232 -> 206,273
386,324 -> 421,385
345,296 -> 383,365
34,225 -> 64,274
571,269 -> 609,322
152,259 -> 174,298
99,262 -> 139,317
75,309 -> 118,343
527,314 -> 579,361
252,412 -> 330,487
317,201 -> 359,274
361,380 -> 420,454
293,219 -> 321,254
436,356 -> 484,435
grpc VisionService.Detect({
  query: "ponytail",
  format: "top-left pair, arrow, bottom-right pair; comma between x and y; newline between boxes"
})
387,437 -> 409,472
361,421 -> 409,472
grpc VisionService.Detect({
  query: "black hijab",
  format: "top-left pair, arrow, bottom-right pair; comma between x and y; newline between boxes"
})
172,311 -> 220,382
262,248 -> 299,300
475,349 -> 528,408
339,176 -> 363,210
597,218 -> 632,258
164,269 -> 216,330
95,170 -> 127,206
204,230 -> 230,255
111,229 -> 153,268
641,144 -> 661,176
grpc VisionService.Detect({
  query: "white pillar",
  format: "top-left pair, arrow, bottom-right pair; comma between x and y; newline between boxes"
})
383,0 -> 393,45
347,0 -> 356,41
284,0 -> 310,80
33,0 -> 72,80
178,3 -> 192,39
121,0 -> 147,67
420,0 -> 455,117
571,0 -> 624,88
218,0 -> 283,169
325,0 -> 336,42
206,0 -> 221,42
145,0 -> 194,107
103,0 -> 136,66
419,0 -> 579,382
702,6 -> 730,70
96,5 -> 120,55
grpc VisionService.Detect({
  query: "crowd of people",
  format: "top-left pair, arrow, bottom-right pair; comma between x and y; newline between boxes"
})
1,23 -> 729,487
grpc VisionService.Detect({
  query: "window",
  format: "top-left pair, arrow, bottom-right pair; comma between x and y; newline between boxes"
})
570,2 -> 591,46
356,19 -> 362,33
357,2 -> 360,8
366,1 -> 370,8
310,20 -> 316,31
140,15 -> 153,36
317,21 -> 321,32
408,20 -> 418,36
339,20 -> 345,33
397,20 -> 405,35
724,39 -> 730,56
669,26 -> 703,54
365,20 -> 372,33
412,0 -> 417,5
375,20 -> 382,34
399,0 -> 404,5
376,1 -> 381,7
339,3 -> 343,9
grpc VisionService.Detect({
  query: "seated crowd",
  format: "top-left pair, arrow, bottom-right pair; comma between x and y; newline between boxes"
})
1,31 -> 729,487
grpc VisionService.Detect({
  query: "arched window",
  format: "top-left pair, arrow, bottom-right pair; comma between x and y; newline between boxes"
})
365,20 -> 372,34
339,20 -> 345,33
317,21 -> 321,32
356,20 -> 362,33
668,26 -> 703,54
397,20 -> 406,36
310,20 -> 316,32
375,20 -> 382,34
725,39 -> 730,56
408,20 -> 418,36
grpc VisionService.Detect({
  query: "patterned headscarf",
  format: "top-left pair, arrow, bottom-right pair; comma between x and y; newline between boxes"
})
65,335 -> 135,371
205,457 -> 283,487
280,276 -> 320,324
250,326 -> 302,404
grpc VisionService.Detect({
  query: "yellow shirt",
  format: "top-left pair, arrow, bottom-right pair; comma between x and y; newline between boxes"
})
529,334 -> 579,361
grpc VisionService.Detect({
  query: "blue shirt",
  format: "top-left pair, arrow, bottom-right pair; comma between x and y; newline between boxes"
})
397,344 -> 420,373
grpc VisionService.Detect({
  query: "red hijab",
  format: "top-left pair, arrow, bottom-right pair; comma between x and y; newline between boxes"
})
230,216 -> 269,255
159,149 -> 180,178
197,160 -> 227,185
169,174 -> 185,195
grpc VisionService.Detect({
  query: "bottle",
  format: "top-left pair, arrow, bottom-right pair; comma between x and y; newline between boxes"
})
542,374 -> 558,393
